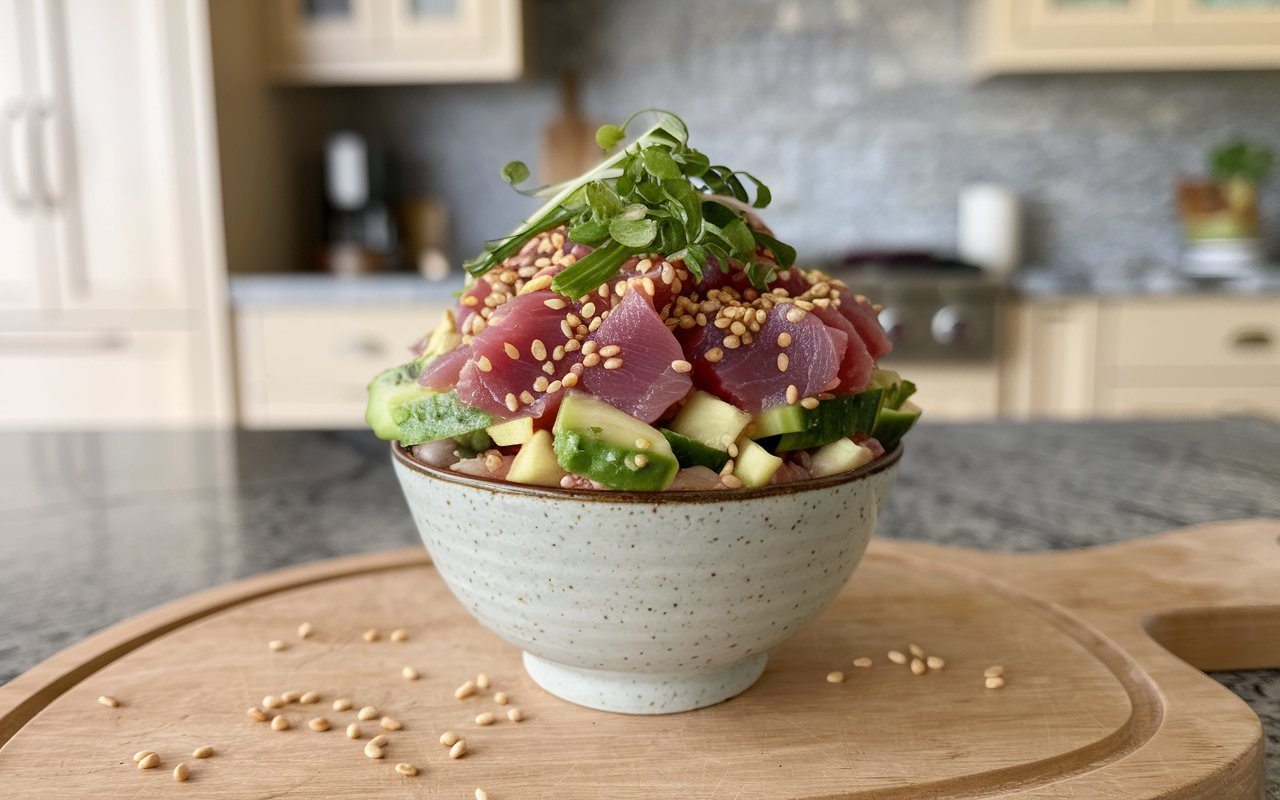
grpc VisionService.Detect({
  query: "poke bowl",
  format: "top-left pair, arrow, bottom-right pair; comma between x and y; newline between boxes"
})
368,111 -> 921,713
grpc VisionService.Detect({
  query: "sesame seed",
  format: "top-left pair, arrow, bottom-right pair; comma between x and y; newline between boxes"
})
271,715 -> 291,731
505,394 -> 519,413
346,723 -> 362,739
403,665 -> 420,680
887,650 -> 908,665
193,746 -> 214,759
786,385 -> 799,405
462,295 -> 479,307
493,692 -> 509,705
603,357 -> 623,370
248,707 -> 269,722
263,695 -> 284,709
642,277 -> 656,296
363,628 -> 380,642
476,355 -> 492,372
705,348 -> 724,363
911,658 -> 927,676
560,320 -> 574,338
566,313 -> 582,328
519,390 -> 535,405
986,676 -> 1006,690
475,712 -> 496,726
396,763 -> 419,777
282,691 -> 302,703
723,335 -> 741,349
714,316 -> 732,329
364,742 -> 384,760
801,397 -> 820,409
853,657 -> 873,668
370,733 -> 389,747
721,474 -> 744,489
390,628 -> 409,642
297,622 -> 314,639
520,275 -> 553,295
927,656 -> 946,670
730,321 -> 747,336
503,342 -> 519,360
534,255 -> 552,266
455,680 -> 477,699
909,643 -> 925,658
357,706 -> 379,721
565,337 -> 581,351
309,717 -> 330,731
582,302 -> 597,317
787,307 -> 806,323
984,665 -> 1004,678
728,442 -> 739,458
133,750 -> 157,763
543,298 -> 567,310
268,639 -> 287,651
547,380 -> 563,393
381,716 -> 403,731
599,344 -> 621,358
777,353 -> 789,372
333,698 -> 352,712
633,454 -> 650,468
449,739 -> 468,759
827,671 -> 845,684
637,258 -> 653,272
562,372 -> 579,387
614,282 -> 626,296
552,345 -> 565,361
540,361 -> 553,375
581,340 -> 599,355
476,790 -> 488,800
588,317 -> 602,332
172,762 -> 189,782
531,339 -> 547,360
507,707 -> 524,722
777,332 -> 792,347
97,695 -> 120,708
583,353 -> 601,367
300,691 -> 320,704
671,359 -> 692,373
440,731 -> 460,746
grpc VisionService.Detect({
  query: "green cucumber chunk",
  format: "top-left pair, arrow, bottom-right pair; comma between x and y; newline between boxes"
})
661,429 -> 730,472
667,391 -> 752,450
872,400 -> 921,451
774,389 -> 884,451
552,393 -> 679,491
367,359 -> 491,445
810,438 -> 874,478
750,403 -> 807,439
366,361 -> 432,441
507,429 -> 568,487
732,437 -> 783,487
869,367 -> 916,411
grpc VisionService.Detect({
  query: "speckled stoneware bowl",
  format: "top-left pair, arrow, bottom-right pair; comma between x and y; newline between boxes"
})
392,443 -> 901,715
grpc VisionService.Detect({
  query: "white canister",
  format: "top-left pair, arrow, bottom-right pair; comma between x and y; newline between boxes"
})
958,183 -> 1022,275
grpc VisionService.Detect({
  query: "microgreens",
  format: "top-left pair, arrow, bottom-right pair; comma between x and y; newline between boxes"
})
462,110 -> 796,299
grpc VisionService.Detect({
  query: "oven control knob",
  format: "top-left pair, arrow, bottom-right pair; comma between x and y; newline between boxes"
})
877,306 -> 906,345
930,305 -> 968,346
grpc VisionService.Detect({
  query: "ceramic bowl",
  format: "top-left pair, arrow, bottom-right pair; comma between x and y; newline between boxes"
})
392,443 -> 901,714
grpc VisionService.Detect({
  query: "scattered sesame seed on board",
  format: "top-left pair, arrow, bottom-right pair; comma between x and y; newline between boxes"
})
476,790 -> 489,800
827,671 -> 845,684
300,691 -> 320,705
909,644 -> 925,659
390,628 -> 409,642
363,628 -> 381,643
853,657 -> 873,668
193,746 -> 214,759
402,666 -> 420,681
507,708 -> 524,722
449,739 -> 468,759
455,680 -> 477,699
493,691 -> 509,705
297,622 -> 314,639
887,650 -> 908,665
247,707 -> 269,722
364,742 -> 384,760
271,715 -> 291,731
172,763 -> 189,782
333,698 -> 352,712
370,734 -> 389,748
440,731 -> 460,747
984,665 -> 1004,678
346,723 -> 361,739
381,717 -> 403,731
395,763 -> 419,777
986,676 -> 1006,690
133,750 -> 156,763
927,656 -> 946,670
282,690 -> 302,703
475,712 -> 496,726
97,695 -> 120,708
308,717 -> 330,732
357,706 -> 379,721
910,658 -> 927,676
263,695 -> 284,709
268,640 -> 287,651
476,673 -> 491,690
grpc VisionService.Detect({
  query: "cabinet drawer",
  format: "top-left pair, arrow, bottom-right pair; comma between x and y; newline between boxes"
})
0,331 -> 196,425
1107,299 -> 1280,371
235,306 -> 444,427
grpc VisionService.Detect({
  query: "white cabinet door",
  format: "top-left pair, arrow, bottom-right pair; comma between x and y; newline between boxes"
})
26,0 -> 189,315
1018,0 -> 1161,47
0,0 -> 45,314
1167,0 -> 1280,45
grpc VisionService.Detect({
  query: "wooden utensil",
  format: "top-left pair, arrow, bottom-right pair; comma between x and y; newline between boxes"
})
539,71 -> 602,185
1,519 -> 1276,798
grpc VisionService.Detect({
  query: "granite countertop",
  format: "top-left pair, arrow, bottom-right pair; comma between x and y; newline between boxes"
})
1,419 -> 1277,795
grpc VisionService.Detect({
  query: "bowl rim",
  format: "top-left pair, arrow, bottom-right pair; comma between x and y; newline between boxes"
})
391,440 -> 902,504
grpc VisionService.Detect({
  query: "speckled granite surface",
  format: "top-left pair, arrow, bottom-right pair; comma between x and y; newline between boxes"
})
1,419 -> 1277,794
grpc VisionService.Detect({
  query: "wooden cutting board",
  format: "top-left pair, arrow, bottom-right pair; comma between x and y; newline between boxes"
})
1,519 -> 1276,799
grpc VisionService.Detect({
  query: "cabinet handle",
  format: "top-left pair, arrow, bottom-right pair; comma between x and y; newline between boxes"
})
0,332 -> 129,352
0,101 -> 34,211
1232,328 -> 1272,351
336,336 -> 387,358
31,102 -> 63,209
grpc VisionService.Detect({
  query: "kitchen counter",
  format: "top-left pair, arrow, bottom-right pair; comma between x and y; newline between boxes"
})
228,273 -> 463,306
1,419 -> 1278,795
1011,266 -> 1280,297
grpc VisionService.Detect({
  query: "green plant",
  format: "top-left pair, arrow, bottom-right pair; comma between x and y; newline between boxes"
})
1209,139 -> 1274,184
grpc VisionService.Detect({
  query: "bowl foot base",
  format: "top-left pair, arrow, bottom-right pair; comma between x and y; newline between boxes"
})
522,651 -> 767,714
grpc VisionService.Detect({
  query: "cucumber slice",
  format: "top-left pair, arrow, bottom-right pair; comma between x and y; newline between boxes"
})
872,400 -> 921,451
661,429 -> 730,472
869,367 -> 916,411
810,438 -> 874,478
507,430 -> 568,487
750,404 -> 807,439
392,391 -> 493,446
366,361 -> 431,441
487,417 -> 536,446
552,393 -> 679,491
774,389 -> 884,452
667,391 -> 752,450
732,437 -> 783,488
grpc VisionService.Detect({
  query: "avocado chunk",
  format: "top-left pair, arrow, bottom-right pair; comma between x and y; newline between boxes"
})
667,391 -> 752,450
869,367 -> 917,411
552,392 -> 679,491
487,417 -> 536,446
774,389 -> 884,452
810,438 -> 874,477
660,428 -> 730,472
750,403 -> 807,439
871,400 -> 921,451
732,436 -> 783,488
507,429 -> 568,487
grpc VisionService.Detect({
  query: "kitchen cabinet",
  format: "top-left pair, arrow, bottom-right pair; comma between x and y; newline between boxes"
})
0,0 -> 231,426
880,361 -> 1002,421
970,0 -> 1280,77
1000,298 -> 1101,419
265,0 -> 524,85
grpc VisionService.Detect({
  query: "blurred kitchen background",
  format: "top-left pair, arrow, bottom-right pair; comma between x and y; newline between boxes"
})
2,0 -> 1279,430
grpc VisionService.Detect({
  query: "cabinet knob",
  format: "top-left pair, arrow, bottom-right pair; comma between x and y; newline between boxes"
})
1232,328 -> 1272,351
336,335 -> 386,358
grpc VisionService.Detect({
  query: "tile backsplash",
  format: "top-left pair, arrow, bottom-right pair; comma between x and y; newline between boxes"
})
279,0 -> 1280,278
